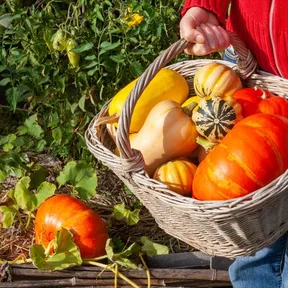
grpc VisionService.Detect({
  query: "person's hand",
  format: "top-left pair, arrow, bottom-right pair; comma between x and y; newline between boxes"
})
180,7 -> 230,56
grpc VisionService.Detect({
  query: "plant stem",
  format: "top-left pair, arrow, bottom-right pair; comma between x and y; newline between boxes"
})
83,260 -> 140,288
114,263 -> 118,288
139,253 -> 151,288
24,212 -> 32,230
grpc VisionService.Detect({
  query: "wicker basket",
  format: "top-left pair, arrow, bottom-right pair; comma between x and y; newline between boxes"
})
85,32 -> 288,259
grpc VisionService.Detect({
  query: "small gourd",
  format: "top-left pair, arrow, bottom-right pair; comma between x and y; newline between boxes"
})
194,62 -> 243,99
192,97 -> 242,143
153,159 -> 197,197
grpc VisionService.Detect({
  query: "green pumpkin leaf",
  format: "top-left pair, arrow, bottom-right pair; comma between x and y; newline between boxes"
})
0,205 -> 17,228
112,203 -> 140,226
11,176 -> 56,211
30,228 -> 82,271
56,161 -> 97,200
17,114 -> 44,139
106,239 -> 140,269
140,236 -> 169,257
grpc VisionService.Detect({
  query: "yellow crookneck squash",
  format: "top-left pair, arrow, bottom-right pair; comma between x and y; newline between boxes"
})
108,68 -> 189,133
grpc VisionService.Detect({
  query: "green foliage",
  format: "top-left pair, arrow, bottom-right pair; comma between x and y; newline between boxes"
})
0,0 -> 185,161
106,238 -> 140,269
140,236 -> 169,256
30,228 -> 82,271
112,203 -> 140,226
57,160 -> 97,200
0,176 -> 56,229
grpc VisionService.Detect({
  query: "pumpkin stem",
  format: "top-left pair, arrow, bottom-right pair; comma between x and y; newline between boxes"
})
182,102 -> 198,117
196,136 -> 218,152
254,86 -> 267,100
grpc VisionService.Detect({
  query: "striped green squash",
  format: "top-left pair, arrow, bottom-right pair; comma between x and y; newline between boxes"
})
192,97 -> 239,143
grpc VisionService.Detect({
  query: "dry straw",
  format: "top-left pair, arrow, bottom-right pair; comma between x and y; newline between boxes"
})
85,32 -> 288,258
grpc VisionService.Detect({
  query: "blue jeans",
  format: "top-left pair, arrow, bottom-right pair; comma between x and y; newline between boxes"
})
229,233 -> 288,288
224,46 -> 288,287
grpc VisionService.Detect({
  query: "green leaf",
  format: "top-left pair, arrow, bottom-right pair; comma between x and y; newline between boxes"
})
6,87 -> 20,111
130,61 -> 144,77
99,41 -> 121,55
0,170 -> 8,183
106,239 -> 140,269
70,42 -> 94,53
140,236 -> 169,257
56,161 -> 97,200
30,228 -> 82,271
0,78 -> 10,86
95,6 -> 104,21
0,14 -> 13,29
52,127 -> 62,144
17,114 -> 44,139
78,95 -> 86,112
1,134 -> 16,152
110,55 -> 125,63
11,176 -> 56,212
0,205 -> 17,228
112,203 -> 140,226
35,139 -> 47,153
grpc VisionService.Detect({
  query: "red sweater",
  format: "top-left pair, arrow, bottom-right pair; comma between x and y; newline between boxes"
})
182,0 -> 288,79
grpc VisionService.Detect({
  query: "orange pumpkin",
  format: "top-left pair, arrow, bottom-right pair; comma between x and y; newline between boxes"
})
34,195 -> 109,258
232,87 -> 288,118
193,114 -> 288,201
153,159 -> 197,197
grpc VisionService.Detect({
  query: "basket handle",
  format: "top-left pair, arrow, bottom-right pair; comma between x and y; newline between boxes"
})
116,32 -> 258,171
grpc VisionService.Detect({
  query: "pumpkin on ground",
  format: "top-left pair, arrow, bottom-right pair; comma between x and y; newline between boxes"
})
192,97 -> 242,143
194,62 -> 243,99
232,87 -> 288,118
34,194 -> 109,258
130,100 -> 199,177
108,68 -> 189,133
153,159 -> 197,197
193,113 -> 288,201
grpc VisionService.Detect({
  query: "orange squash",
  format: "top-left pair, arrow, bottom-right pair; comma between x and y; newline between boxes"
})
232,87 -> 288,118
193,114 -> 288,201
34,195 -> 109,258
130,100 -> 199,176
153,159 -> 197,197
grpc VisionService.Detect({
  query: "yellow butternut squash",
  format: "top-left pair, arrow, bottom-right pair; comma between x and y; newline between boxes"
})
129,100 -> 198,176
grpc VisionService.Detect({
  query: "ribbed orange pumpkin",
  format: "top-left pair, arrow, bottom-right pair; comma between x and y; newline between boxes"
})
34,195 -> 109,258
193,114 -> 288,201
153,159 -> 197,197
232,87 -> 288,118
194,62 -> 243,99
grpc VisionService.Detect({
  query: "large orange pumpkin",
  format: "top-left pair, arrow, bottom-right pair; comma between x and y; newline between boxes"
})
232,87 -> 288,118
34,194 -> 109,258
193,114 -> 288,201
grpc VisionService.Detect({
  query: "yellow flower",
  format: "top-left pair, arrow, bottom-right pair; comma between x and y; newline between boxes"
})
126,13 -> 144,27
